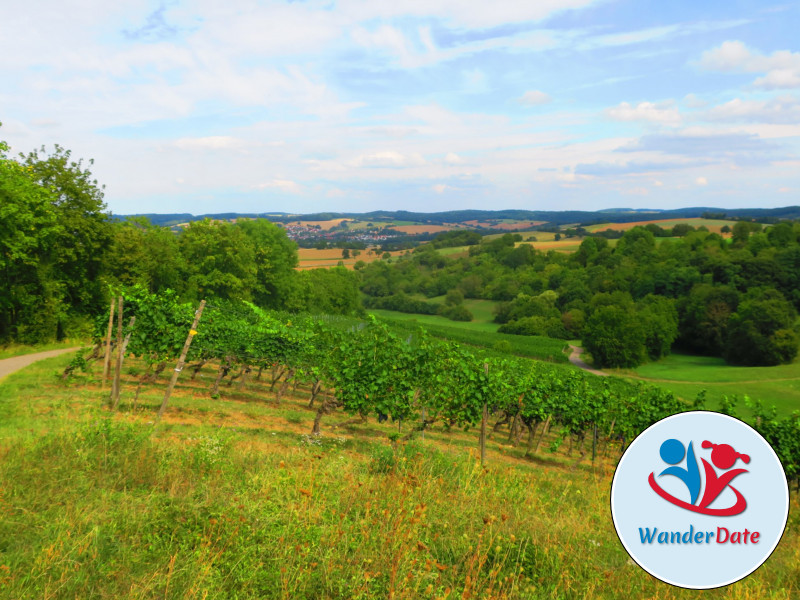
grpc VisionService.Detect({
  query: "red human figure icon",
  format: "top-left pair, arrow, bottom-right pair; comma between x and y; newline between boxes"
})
698,441 -> 750,511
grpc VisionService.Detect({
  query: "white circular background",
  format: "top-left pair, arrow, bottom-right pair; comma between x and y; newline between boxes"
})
611,411 -> 789,589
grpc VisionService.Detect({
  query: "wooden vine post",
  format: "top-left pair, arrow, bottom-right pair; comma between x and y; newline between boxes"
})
109,296 -> 124,408
111,316 -> 136,411
155,300 -> 206,424
102,297 -> 115,387
480,362 -> 488,466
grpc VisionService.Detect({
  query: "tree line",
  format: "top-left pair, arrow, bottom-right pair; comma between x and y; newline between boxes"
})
359,225 -> 800,367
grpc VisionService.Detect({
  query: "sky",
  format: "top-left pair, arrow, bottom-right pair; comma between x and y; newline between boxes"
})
1,0 -> 800,216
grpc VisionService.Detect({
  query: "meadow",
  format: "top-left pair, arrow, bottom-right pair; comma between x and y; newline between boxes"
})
0,351 -> 797,599
608,352 -> 800,417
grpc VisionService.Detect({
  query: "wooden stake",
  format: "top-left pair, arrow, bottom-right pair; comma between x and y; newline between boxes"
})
155,300 -> 206,424
112,316 -> 136,411
102,298 -> 115,387
480,362 -> 488,466
109,297 -> 124,408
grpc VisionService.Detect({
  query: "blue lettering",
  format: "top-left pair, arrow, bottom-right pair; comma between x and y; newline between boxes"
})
639,528 -> 658,543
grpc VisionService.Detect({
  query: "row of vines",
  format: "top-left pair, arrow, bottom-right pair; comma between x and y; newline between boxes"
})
76,285 -> 799,488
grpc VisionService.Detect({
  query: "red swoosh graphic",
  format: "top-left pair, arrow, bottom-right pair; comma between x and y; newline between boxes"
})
648,472 -> 747,516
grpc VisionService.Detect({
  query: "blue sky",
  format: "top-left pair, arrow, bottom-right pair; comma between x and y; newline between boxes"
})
1,0 -> 799,215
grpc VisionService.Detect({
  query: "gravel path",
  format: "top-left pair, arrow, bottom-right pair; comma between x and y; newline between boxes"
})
567,344 -> 608,377
0,348 -> 81,381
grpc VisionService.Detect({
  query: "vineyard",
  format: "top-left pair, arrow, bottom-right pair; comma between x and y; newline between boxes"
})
73,285 -> 800,486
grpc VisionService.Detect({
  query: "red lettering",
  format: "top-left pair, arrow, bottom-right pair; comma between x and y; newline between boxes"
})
716,527 -> 729,543
715,527 -> 760,544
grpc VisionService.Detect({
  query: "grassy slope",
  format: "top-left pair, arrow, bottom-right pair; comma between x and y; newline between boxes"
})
369,297 -> 571,363
607,352 -> 800,416
369,297 -> 500,334
0,352 -> 797,599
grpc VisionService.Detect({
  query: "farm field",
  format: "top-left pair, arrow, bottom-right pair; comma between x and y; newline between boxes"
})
369,308 -> 499,334
608,352 -> 800,416
371,312 -> 571,363
296,248 -> 409,270
584,217 -> 737,234
0,350 -> 797,599
369,296 -> 500,334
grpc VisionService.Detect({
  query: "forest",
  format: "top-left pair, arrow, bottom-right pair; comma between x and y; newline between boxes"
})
359,225 -> 800,368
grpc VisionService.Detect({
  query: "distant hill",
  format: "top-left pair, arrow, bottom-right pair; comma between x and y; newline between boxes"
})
118,206 -> 800,228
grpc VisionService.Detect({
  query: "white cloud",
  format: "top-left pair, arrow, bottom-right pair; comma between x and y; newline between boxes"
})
352,151 -> 427,168
606,101 -> 681,125
698,41 -> 800,89
519,90 -> 552,106
433,184 -> 453,193
696,176 -> 708,186
702,96 -> 800,124
445,152 -> 463,164
174,136 -> 249,150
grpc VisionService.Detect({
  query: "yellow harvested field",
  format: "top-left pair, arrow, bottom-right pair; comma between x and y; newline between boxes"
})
586,217 -> 736,234
524,240 -> 583,252
296,247 -> 408,270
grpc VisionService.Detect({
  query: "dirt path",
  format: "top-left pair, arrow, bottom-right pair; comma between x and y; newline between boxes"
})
0,348 -> 81,381
568,345 -> 608,377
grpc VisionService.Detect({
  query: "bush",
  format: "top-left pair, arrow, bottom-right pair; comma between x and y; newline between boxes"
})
437,304 -> 473,322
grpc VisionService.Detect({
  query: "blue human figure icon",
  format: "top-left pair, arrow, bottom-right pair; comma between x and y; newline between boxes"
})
658,439 -> 701,505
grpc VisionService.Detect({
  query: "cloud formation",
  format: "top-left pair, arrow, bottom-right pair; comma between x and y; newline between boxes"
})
699,41 -> 800,89
0,1 -> 798,213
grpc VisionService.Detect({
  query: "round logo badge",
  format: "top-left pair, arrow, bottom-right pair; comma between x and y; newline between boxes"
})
610,411 -> 789,589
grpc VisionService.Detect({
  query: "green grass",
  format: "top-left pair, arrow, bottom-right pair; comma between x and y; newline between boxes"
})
369,301 -> 500,335
373,314 -> 570,364
1,354 -> 797,599
368,299 -> 571,363
608,352 -> 800,416
0,339 -> 86,360
436,245 -> 470,256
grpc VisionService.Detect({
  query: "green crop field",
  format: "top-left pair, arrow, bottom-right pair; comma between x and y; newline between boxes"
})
608,352 -> 800,416
373,314 -> 571,364
369,296 -> 501,334
0,347 -> 797,599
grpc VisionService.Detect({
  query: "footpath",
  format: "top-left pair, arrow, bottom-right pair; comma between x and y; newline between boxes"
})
0,348 -> 81,381
567,344 -> 608,377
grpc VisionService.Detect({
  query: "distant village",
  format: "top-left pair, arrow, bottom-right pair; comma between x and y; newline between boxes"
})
276,221 -> 404,246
